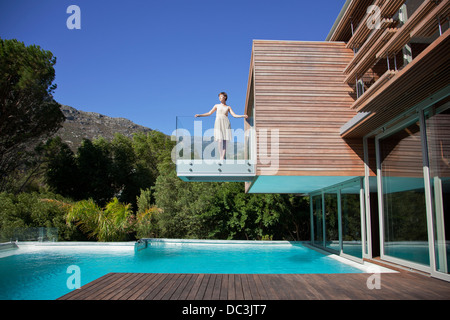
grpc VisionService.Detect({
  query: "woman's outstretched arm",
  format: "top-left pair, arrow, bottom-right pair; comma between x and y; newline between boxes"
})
195,105 -> 217,117
228,106 -> 248,118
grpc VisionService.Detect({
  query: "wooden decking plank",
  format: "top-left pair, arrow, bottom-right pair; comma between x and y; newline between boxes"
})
269,274 -> 290,299
93,273 -> 136,300
103,273 -> 140,300
290,274 -> 319,299
227,274 -> 236,300
245,274 -> 261,300
127,273 -> 159,300
211,274 -> 223,300
186,274 -> 204,300
241,274 -> 254,300
109,273 -> 148,300
258,274 -> 280,299
410,273 -> 450,300
170,273 -> 195,300
252,274 -> 269,300
270,274 -> 298,300
128,273 -> 162,300
372,273 -> 417,299
202,273 -> 216,300
318,274 -> 354,299
380,272 -> 438,300
297,274 -> 330,299
58,272 -> 115,300
70,273 -> 125,300
81,273 -> 129,300
140,273 -> 170,300
178,273 -> 199,300
219,274 -> 229,300
321,274 -> 353,300
153,273 -> 182,300
160,273 -> 186,300
201,273 -> 217,300
272,274 -> 300,300
234,274 -> 245,300
341,273 -> 378,300
397,273 -> 447,299
194,274 -> 211,300
58,272 -> 450,300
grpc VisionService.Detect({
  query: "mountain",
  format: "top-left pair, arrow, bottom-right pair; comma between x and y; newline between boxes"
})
55,104 -> 152,150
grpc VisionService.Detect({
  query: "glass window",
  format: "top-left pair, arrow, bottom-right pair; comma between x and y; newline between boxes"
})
380,121 -> 430,266
341,183 -> 362,259
312,194 -> 323,246
325,193 -> 339,252
425,106 -> 450,274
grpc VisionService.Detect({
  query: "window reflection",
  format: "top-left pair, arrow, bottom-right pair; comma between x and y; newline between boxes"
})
341,184 -> 362,259
325,193 -> 339,252
426,107 -> 450,273
312,194 -> 323,246
380,121 -> 429,266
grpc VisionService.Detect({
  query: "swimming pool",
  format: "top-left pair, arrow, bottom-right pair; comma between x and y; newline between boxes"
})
0,239 -> 389,300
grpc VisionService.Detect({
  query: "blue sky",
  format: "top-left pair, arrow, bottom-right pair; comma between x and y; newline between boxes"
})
0,0 -> 345,135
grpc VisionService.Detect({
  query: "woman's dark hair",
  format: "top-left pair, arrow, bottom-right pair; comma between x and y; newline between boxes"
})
218,92 -> 228,101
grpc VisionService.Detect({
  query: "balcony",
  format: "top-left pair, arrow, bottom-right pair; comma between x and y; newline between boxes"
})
173,116 -> 255,182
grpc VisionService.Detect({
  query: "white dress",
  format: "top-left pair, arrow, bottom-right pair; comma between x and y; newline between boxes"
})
214,104 -> 232,141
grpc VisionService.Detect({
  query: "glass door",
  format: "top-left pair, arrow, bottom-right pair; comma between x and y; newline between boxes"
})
425,105 -> 450,275
341,182 -> 363,259
312,194 -> 323,246
324,192 -> 339,252
378,120 -> 430,267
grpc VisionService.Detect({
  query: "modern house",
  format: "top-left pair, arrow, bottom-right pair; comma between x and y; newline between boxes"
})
175,0 -> 450,281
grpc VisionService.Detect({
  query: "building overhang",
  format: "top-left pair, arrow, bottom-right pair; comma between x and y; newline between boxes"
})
246,175 -> 360,194
341,28 -> 450,138
177,160 -> 255,182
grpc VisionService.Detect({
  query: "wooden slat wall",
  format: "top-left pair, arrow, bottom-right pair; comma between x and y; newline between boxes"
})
427,112 -> 450,178
343,28 -> 450,138
380,122 -> 424,178
251,40 -> 367,177
328,0 -> 375,42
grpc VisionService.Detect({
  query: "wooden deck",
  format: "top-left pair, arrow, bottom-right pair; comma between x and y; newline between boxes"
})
58,271 -> 450,300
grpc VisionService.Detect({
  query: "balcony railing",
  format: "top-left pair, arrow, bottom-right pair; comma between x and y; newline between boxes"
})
173,116 -> 255,182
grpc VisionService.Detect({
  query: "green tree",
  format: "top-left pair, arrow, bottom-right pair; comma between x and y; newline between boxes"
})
132,131 -> 175,178
66,197 -> 134,241
0,192 -> 82,241
42,132 -> 173,209
276,194 -> 310,241
135,188 -> 162,238
0,38 -> 65,192
74,139 -> 115,205
43,137 -> 79,198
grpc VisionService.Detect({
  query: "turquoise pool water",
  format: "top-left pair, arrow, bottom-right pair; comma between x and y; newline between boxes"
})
0,240 -> 365,300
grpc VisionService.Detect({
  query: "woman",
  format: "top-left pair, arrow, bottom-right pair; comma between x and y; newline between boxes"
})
195,92 -> 248,160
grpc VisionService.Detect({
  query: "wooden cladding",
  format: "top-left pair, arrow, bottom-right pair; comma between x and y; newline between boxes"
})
427,111 -> 450,178
250,40 -> 367,177
344,28 -> 397,84
376,0 -> 440,59
380,121 -> 424,178
328,0 -> 376,42
411,0 -> 450,38
346,0 -> 396,49
343,28 -> 450,138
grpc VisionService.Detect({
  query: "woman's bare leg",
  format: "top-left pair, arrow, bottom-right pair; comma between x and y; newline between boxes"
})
222,140 -> 227,160
218,140 -> 226,160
